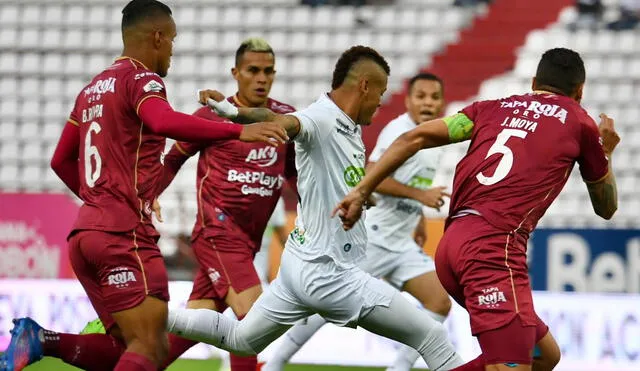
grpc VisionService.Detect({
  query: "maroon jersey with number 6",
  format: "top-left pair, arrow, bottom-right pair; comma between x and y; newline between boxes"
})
449,93 -> 609,234
69,57 -> 170,242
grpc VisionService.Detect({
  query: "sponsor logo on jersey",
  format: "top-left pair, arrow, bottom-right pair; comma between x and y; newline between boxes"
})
84,77 -> 116,96
106,267 -> 137,288
407,175 -> 433,190
291,227 -> 305,245
343,166 -> 365,187
227,170 -> 284,197
477,286 -> 507,308
134,72 -> 158,80
269,101 -> 295,114
245,146 -> 278,167
395,199 -> 422,215
207,268 -> 221,283
336,119 -> 357,137
143,80 -> 164,93
500,100 -> 567,124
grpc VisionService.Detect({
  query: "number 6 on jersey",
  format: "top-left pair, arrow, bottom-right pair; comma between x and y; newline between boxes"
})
84,121 -> 102,187
476,128 -> 527,186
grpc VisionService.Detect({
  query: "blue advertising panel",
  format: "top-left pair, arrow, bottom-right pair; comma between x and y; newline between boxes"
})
529,229 -> 640,293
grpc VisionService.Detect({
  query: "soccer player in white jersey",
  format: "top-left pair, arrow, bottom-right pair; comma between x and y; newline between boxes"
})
166,46 -> 464,371
262,72 -> 452,371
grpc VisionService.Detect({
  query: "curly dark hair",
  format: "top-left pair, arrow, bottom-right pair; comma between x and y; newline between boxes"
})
331,46 -> 390,90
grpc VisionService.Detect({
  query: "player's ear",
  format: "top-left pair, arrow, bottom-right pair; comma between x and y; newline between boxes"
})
359,78 -> 368,94
153,30 -> 162,50
231,67 -> 239,81
531,77 -> 537,91
574,83 -> 584,103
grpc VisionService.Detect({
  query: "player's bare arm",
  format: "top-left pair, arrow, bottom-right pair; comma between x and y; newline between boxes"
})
368,162 -> 449,211
585,113 -> 620,220
335,114 -> 472,229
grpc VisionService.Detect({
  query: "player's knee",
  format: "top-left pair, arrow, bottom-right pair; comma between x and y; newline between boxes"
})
423,295 -> 451,317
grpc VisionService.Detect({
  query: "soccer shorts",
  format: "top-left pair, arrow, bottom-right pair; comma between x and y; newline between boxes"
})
189,235 -> 261,303
359,241 -> 435,289
68,229 -> 169,331
255,248 -> 397,327
435,214 -> 537,336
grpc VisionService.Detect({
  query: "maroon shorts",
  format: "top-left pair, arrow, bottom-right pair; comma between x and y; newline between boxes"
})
435,215 -> 537,336
188,235 -> 260,305
68,229 -> 169,331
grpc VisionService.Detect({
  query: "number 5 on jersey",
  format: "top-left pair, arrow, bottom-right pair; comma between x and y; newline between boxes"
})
476,128 -> 527,186
85,121 -> 102,187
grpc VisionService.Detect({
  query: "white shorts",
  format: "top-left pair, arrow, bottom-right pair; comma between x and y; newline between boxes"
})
254,248 -> 396,328
359,241 -> 436,289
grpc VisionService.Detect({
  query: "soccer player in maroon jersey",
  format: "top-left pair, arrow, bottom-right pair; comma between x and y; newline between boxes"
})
0,2 -> 287,371
334,48 -> 620,371
155,37 -> 296,371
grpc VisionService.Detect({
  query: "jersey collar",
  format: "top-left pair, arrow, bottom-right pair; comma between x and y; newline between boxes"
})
321,93 -> 357,129
115,56 -> 150,71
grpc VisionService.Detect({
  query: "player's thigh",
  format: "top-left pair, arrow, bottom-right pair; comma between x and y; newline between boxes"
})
252,271 -> 312,326
235,302 -> 292,354
111,295 -> 168,350
434,228 -> 466,308
533,328 -> 561,371
68,231 -> 118,333
402,270 -> 451,316
225,284 -> 263,317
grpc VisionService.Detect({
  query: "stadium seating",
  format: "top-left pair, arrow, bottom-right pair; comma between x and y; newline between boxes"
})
0,0 -> 635,231
437,2 -> 639,228
0,0 -> 474,235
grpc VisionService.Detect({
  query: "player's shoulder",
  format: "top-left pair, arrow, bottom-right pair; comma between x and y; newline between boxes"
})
379,113 -> 414,140
267,98 -> 296,114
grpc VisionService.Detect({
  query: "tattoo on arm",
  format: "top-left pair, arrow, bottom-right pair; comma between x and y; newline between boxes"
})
235,107 -> 277,124
586,163 -> 618,220
280,115 -> 301,138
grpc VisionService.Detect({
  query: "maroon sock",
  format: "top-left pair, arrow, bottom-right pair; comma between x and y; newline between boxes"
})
159,334 -> 198,369
229,314 -> 257,371
41,330 -> 125,371
114,352 -> 156,371
450,354 -> 485,371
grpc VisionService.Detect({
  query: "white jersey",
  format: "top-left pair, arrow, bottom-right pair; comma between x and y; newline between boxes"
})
260,197 -> 286,251
366,113 -> 443,252
286,94 -> 367,268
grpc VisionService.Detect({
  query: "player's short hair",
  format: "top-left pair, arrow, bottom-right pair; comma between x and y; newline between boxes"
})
534,48 -> 585,96
332,46 -> 390,89
407,72 -> 444,95
121,0 -> 172,31
235,38 -> 275,66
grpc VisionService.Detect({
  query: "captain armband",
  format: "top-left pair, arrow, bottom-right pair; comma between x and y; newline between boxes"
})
443,113 -> 474,143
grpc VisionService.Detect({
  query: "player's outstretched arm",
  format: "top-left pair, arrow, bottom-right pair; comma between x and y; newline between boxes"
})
584,114 -> 620,220
51,121 -> 81,198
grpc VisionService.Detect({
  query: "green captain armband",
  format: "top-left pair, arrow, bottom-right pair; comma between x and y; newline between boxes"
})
443,113 -> 474,143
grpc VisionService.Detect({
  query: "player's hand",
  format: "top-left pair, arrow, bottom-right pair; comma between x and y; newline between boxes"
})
197,89 -> 239,119
598,113 -> 620,155
415,186 -> 450,212
239,122 -> 288,146
414,218 -> 427,246
332,189 -> 368,231
152,198 -> 163,223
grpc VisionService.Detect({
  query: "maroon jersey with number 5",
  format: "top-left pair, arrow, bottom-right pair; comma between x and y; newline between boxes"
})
449,93 -> 609,234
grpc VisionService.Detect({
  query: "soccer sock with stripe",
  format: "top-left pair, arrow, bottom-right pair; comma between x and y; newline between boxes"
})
387,308 -> 447,371
42,331 -> 125,371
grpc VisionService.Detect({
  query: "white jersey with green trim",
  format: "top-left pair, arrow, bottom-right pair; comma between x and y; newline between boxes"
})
366,113 -> 443,252
286,94 -> 367,268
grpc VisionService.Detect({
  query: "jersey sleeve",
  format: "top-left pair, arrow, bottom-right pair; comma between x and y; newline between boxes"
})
577,118 -> 609,182
128,72 -> 168,114
289,108 -> 321,143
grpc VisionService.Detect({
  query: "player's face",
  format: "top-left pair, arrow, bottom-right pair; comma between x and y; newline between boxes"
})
358,73 -> 388,126
406,79 -> 444,124
156,17 -> 176,77
232,52 -> 276,107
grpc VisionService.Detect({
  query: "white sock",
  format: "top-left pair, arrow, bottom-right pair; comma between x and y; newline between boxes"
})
167,308 -> 256,355
262,314 -> 327,371
386,309 -> 447,371
359,294 -> 463,371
